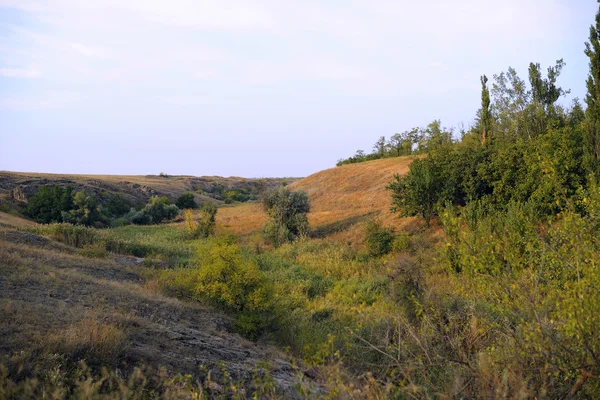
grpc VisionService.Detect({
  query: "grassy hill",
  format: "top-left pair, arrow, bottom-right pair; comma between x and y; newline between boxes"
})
218,156 -> 419,244
0,211 -> 306,397
0,170 -> 295,211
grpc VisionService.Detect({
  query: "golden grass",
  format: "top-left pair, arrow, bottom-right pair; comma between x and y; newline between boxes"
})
48,313 -> 127,362
215,156 -> 420,244
216,203 -> 268,236
0,211 -> 36,229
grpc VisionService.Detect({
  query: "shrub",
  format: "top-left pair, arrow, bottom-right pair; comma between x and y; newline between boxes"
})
387,157 -> 441,227
127,196 -> 180,225
363,219 -> 395,257
156,239 -> 274,339
261,187 -> 310,246
176,192 -> 197,209
184,204 -> 218,239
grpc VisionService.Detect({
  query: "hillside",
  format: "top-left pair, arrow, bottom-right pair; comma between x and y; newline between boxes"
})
218,156 -> 419,243
0,170 -> 294,209
0,211 -> 306,397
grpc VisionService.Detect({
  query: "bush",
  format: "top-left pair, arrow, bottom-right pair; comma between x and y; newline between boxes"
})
26,185 -> 74,223
155,239 -> 274,339
127,196 -> 180,225
184,204 -> 217,238
363,219 -> 395,256
261,187 -> 310,246
176,192 -> 197,209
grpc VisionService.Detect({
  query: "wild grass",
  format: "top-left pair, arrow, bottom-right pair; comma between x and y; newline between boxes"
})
31,222 -> 198,266
214,157 -> 418,246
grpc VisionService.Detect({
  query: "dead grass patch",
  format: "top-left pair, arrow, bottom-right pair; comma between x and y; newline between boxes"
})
47,313 -> 128,363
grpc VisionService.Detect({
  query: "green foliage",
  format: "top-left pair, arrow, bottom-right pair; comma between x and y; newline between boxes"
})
105,194 -> 130,218
438,195 -> 600,397
61,190 -> 107,227
155,239 -> 274,339
127,196 -> 179,225
584,6 -> 600,178
479,74 -> 492,144
184,204 -> 217,238
175,192 -> 197,209
387,157 -> 441,226
363,219 -> 395,257
261,187 -> 310,246
26,185 -> 74,223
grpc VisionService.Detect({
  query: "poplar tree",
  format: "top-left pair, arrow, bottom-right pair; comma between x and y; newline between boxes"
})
584,4 -> 600,178
480,75 -> 491,145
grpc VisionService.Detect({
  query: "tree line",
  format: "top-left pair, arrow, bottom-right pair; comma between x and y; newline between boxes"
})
385,20 -> 599,226
336,120 -> 454,166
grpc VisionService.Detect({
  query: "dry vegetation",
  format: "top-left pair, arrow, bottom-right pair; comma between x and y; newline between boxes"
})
0,212 -> 303,397
218,156 -> 420,244
0,170 -> 292,209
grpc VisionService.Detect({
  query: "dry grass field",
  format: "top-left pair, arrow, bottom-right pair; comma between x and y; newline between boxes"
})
218,156 -> 420,244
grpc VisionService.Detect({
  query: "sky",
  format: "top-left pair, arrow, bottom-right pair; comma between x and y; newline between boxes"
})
0,1 -> 597,178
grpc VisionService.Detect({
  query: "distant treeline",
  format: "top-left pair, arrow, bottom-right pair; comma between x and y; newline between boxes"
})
336,120 -> 454,166
25,186 -> 203,227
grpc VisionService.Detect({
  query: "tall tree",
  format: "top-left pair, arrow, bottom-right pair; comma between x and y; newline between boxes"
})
584,5 -> 600,178
388,133 -> 404,156
373,136 -> 387,157
387,158 -> 441,227
529,59 -> 567,109
480,75 -> 492,145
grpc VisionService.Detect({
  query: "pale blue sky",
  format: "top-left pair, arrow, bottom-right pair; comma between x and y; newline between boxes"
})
0,1 -> 597,177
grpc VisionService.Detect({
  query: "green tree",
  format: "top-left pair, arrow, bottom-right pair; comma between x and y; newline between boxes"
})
61,190 -> 106,226
388,133 -> 404,156
373,136 -> 387,157
418,120 -> 452,152
261,187 -> 310,246
176,192 -> 198,209
26,185 -> 74,223
479,75 -> 492,145
584,5 -> 600,178
387,157 -> 441,227
106,194 -> 130,218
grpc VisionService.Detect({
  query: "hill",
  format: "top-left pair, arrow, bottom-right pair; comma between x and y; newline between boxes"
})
218,156 -> 419,244
0,211 -> 305,397
0,170 -> 295,210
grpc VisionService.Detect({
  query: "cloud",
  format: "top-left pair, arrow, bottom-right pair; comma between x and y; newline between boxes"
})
0,0 -> 587,107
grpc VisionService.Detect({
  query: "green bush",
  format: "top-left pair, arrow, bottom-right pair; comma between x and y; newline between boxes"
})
363,219 -> 395,257
126,196 -> 180,225
176,192 -> 197,209
261,187 -> 310,246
